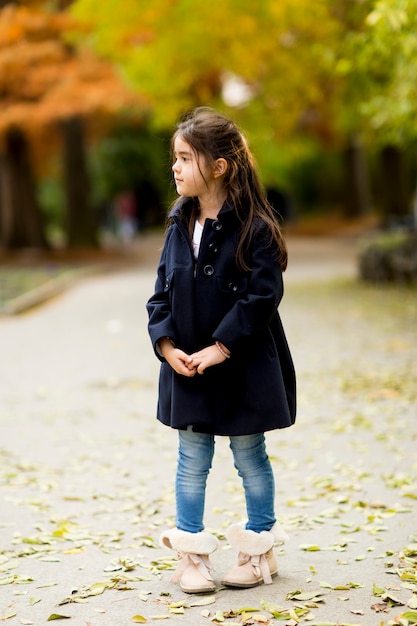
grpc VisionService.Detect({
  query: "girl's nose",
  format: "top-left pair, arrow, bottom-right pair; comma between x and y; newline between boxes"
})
172,160 -> 179,173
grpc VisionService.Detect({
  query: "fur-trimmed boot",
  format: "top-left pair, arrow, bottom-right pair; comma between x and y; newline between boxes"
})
160,528 -> 219,594
221,522 -> 288,588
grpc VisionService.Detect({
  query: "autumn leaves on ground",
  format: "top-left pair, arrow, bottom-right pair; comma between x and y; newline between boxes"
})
0,239 -> 416,626
0,3 -> 416,623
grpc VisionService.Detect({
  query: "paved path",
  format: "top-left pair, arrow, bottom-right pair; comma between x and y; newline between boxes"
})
1,234 -> 416,626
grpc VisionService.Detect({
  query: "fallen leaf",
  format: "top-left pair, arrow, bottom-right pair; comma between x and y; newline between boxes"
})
373,583 -> 385,596
303,623 -> 337,626
47,614 -> 71,621
131,617 -> 147,623
1,611 -> 17,621
0,576 -> 17,586
382,592 -> 404,607
62,548 -> 84,555
320,582 -> 351,590
397,611 -> 417,622
409,597 -> 417,609
103,565 -> 123,573
169,600 -> 186,609
253,615 -> 270,623
286,590 -> 325,602
188,595 -> 217,607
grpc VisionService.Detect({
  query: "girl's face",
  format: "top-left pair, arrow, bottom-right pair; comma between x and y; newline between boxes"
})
172,136 -> 213,198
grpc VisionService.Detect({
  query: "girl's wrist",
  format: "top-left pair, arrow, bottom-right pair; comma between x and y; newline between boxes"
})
215,341 -> 230,359
158,337 -> 175,357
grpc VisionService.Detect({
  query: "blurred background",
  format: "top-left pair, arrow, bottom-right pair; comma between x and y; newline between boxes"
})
0,0 -> 416,284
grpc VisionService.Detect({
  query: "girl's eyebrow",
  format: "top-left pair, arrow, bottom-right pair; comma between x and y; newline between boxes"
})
175,150 -> 193,157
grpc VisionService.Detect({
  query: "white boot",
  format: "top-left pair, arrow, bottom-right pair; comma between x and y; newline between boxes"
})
160,528 -> 219,594
221,522 -> 288,588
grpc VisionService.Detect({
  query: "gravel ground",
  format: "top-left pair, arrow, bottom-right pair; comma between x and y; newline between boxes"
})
0,233 -> 416,626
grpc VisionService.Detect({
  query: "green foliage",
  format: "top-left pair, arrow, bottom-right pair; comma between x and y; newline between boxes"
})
89,120 -> 171,207
70,0 -> 343,134
70,0 -> 417,148
286,144 -> 345,212
337,0 -> 417,144
68,0 -> 417,223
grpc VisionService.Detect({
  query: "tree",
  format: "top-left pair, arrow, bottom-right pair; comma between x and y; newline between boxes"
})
332,0 -> 417,218
0,2 -> 144,249
70,1 -> 342,135
61,116 -> 96,246
0,127 -> 47,247
71,0 -> 417,220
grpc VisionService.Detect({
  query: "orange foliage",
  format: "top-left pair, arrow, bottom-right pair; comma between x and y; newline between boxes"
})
0,4 -> 147,137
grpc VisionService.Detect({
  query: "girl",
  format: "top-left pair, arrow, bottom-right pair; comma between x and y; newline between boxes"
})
147,107 -> 296,594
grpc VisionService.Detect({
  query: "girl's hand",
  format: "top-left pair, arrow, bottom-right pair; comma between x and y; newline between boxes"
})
159,338 -> 197,377
190,343 -> 229,375
169,349 -> 198,376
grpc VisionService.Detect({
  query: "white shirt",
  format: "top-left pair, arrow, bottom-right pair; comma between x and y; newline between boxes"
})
192,220 -> 204,258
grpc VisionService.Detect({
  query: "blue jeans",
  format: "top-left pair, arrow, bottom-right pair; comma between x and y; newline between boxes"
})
175,428 -> 276,534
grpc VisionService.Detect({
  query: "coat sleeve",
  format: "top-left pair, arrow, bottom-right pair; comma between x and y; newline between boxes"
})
146,230 -> 176,361
213,227 -> 284,352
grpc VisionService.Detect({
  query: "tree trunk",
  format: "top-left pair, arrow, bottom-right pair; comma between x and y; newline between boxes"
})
343,133 -> 371,217
61,116 -> 97,248
379,145 -> 410,222
0,127 -> 47,249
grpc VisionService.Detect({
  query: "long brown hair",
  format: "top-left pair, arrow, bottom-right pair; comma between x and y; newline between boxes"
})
171,107 -> 288,272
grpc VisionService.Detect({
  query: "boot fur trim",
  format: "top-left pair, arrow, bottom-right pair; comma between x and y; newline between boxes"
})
270,521 -> 289,545
230,521 -> 288,546
226,524 -> 274,556
160,528 -> 219,555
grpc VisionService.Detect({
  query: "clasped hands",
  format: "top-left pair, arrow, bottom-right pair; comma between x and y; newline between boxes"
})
159,338 -> 229,376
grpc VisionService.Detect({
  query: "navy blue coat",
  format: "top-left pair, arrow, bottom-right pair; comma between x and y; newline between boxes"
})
146,198 -> 296,436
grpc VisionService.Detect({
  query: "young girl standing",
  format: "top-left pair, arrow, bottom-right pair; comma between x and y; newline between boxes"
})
147,107 -> 296,594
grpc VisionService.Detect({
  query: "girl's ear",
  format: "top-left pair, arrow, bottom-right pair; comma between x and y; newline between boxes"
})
213,158 -> 227,178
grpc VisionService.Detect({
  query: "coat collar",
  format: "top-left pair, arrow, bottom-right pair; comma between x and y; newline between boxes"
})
169,196 -> 235,224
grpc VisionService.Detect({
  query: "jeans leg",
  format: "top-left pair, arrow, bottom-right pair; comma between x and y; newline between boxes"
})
175,428 -> 215,533
229,433 -> 276,533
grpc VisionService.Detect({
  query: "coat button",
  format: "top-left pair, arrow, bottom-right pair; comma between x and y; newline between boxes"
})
209,243 -> 218,254
164,279 -> 170,288
229,282 -> 238,292
204,264 -> 214,276
212,220 -> 222,231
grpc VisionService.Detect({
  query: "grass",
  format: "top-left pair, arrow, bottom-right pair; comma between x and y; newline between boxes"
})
0,245 -> 129,313
0,266 -> 74,307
